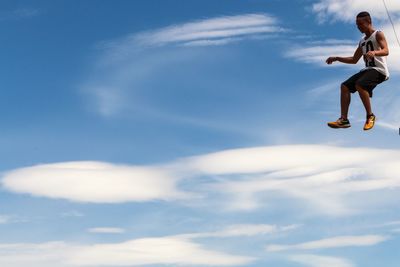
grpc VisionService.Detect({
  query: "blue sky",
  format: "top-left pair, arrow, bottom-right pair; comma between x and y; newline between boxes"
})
1,0 -> 400,266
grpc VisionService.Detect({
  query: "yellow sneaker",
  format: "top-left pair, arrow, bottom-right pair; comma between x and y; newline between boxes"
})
327,117 -> 351,129
363,114 -> 376,130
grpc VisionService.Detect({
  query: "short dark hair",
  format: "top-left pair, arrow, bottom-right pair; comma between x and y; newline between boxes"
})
357,11 -> 372,23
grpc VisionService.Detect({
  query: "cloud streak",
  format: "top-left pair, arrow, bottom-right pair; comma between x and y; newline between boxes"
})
0,215 -> 11,224
266,235 -> 389,251
284,42 -> 358,67
134,14 -> 284,47
312,0 -> 400,23
81,13 -> 284,119
88,228 -> 125,234
0,238 -> 255,267
0,7 -> 42,21
289,254 -> 354,267
178,224 -> 300,239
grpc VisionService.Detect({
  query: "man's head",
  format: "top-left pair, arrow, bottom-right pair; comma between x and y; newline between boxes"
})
356,11 -> 372,33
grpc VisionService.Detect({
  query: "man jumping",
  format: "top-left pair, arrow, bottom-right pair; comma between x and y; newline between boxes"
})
326,11 -> 389,130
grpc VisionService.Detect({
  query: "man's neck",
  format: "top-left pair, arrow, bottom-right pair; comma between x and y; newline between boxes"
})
364,27 -> 375,38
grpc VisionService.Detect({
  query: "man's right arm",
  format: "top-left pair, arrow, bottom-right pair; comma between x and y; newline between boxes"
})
326,46 -> 362,65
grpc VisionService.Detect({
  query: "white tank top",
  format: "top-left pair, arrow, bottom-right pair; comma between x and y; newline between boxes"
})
359,30 -> 389,79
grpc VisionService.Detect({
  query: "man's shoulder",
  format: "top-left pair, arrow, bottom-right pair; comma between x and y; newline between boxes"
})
375,30 -> 386,40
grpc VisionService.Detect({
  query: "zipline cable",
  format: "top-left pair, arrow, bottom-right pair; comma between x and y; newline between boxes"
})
382,0 -> 400,47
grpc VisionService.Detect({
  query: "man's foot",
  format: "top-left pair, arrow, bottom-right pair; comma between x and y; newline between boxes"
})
363,114 -> 376,130
327,117 -> 351,128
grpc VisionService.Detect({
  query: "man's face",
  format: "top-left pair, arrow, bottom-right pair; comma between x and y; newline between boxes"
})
356,17 -> 370,33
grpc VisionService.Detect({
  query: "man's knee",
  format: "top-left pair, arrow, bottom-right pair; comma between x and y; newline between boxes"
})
341,84 -> 349,93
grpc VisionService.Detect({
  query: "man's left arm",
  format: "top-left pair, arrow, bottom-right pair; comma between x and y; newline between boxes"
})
366,31 -> 389,59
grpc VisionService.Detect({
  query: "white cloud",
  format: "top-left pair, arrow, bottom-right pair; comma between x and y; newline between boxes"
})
178,145 -> 400,214
0,242 -> 73,267
289,254 -> 354,267
81,13 -> 284,118
383,220 -> 400,226
1,161 -> 190,203
284,42 -> 359,67
134,13 -> 284,47
266,235 -> 389,251
0,8 -> 42,21
0,215 -> 11,224
179,224 -> 300,239
88,228 -> 125,234
312,0 -> 400,23
364,220 -> 400,234
70,237 -> 255,266
60,211 -> 84,218
0,215 -> 27,224
0,238 -> 255,267
2,145 -> 400,216
182,37 -> 242,47
179,145 -> 362,175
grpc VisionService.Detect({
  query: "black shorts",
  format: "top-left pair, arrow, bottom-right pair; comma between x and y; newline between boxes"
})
342,69 -> 387,97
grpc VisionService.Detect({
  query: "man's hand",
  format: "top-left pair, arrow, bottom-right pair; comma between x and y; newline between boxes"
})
365,51 -> 375,60
326,57 -> 337,64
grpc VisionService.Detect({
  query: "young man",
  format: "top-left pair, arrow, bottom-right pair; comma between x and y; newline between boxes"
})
326,11 -> 389,130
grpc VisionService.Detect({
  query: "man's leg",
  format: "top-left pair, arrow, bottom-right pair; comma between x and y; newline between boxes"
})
328,84 -> 352,128
355,84 -> 372,115
341,84 -> 351,119
356,83 -> 376,130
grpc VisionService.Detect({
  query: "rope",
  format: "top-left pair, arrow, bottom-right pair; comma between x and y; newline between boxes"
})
382,0 -> 400,47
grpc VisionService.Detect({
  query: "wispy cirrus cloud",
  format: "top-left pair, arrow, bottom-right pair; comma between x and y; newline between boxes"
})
81,13 -> 284,118
381,220 -> 400,226
312,0 -> 400,23
0,215 -> 11,224
289,254 -> 354,267
0,7 -> 42,21
364,220 -> 400,234
88,228 -> 125,234
70,237 -> 255,266
133,13 -> 285,47
0,214 -> 27,224
60,211 -> 84,218
178,224 -> 300,239
266,235 -> 389,252
0,237 -> 255,267
284,41 -> 358,67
